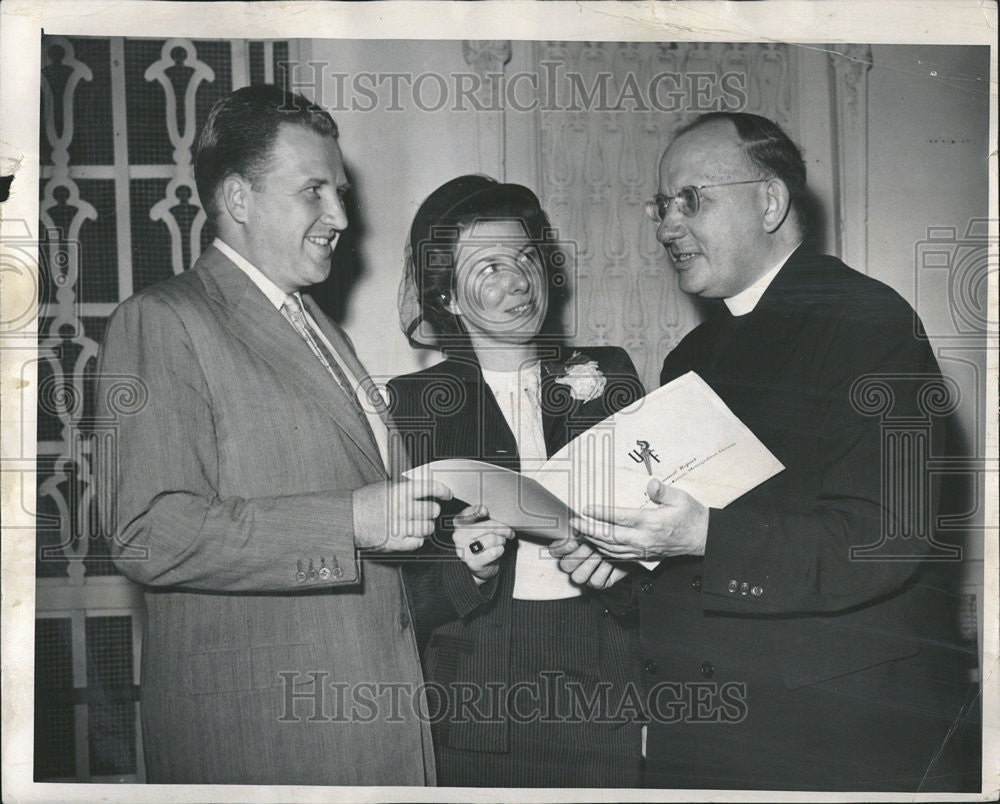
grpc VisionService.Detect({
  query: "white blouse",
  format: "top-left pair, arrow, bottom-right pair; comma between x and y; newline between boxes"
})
480,363 -> 582,600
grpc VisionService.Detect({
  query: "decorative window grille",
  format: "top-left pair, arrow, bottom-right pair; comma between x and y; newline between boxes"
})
35,34 -> 296,782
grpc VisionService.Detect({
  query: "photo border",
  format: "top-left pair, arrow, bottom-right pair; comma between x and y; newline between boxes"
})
2,2 -> 996,802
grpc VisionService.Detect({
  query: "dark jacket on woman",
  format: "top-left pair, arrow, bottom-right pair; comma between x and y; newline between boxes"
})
387,344 -> 645,755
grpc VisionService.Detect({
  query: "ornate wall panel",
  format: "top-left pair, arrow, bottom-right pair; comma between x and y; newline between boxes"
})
462,40 -> 512,177
829,44 -> 873,271
35,34 -> 295,782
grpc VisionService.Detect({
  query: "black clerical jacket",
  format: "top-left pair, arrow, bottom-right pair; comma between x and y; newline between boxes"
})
636,247 -> 977,791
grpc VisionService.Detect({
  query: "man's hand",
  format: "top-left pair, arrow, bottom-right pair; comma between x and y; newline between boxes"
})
549,537 -> 632,590
352,478 -> 452,552
452,504 -> 514,582
570,478 -> 709,561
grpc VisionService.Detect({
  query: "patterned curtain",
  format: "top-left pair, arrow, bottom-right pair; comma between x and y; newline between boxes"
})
534,42 -> 797,392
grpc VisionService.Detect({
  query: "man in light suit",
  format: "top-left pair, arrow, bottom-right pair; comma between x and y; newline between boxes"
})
97,84 -> 451,785
567,112 -> 977,790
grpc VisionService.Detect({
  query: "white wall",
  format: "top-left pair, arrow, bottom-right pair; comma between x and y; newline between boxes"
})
867,45 -> 991,572
300,39 -> 488,384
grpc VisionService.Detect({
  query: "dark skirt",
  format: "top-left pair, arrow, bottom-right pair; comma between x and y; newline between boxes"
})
436,595 -> 643,788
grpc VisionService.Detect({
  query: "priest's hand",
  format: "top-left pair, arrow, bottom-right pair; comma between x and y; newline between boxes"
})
570,478 -> 709,561
549,537 -> 632,590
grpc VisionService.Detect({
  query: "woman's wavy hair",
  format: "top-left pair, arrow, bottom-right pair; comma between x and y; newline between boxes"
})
406,175 -> 565,352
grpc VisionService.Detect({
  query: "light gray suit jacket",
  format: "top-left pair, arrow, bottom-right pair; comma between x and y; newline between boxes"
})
97,245 -> 434,785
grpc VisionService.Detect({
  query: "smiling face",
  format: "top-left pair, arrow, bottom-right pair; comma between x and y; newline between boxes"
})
656,119 -> 772,299
240,123 -> 349,293
447,219 -> 549,347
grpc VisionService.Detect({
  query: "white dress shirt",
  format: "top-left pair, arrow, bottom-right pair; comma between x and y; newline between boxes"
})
213,238 -> 390,470
481,363 -> 583,600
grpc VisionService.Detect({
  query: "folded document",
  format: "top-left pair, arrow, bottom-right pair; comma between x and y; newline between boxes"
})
403,371 -> 784,568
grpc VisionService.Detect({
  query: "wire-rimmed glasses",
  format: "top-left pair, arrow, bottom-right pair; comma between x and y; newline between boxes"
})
645,179 -> 769,222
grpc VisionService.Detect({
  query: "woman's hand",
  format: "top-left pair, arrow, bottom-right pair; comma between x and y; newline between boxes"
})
452,504 -> 515,583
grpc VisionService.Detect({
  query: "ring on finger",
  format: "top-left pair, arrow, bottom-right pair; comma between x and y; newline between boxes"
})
469,540 -> 485,555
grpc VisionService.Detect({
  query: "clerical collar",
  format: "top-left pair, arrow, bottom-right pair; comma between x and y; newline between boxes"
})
724,242 -> 802,317
213,238 -> 290,310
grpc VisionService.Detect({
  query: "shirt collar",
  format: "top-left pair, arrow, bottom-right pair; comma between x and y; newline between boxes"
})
481,362 -> 541,380
213,238 -> 289,310
724,241 -> 802,317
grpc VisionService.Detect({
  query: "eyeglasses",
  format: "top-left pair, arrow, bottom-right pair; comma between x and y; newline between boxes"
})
645,179 -> 769,222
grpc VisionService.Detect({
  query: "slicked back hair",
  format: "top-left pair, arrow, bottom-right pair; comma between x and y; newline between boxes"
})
194,84 -> 338,223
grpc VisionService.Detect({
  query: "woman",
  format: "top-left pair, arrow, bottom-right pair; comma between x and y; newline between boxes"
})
388,175 -> 645,788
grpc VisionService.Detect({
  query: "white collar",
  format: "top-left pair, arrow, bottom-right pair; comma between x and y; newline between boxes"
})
213,238 -> 289,310
724,242 -> 802,317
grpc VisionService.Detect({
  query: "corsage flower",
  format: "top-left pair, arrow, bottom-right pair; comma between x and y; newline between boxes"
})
554,352 -> 606,402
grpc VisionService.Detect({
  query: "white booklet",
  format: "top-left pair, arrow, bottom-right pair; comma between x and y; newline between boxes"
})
403,371 -> 784,568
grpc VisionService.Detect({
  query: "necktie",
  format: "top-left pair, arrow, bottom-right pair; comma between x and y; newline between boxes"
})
281,294 -> 381,452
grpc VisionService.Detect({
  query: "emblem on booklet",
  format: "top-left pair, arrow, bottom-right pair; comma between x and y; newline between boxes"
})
628,440 -> 661,475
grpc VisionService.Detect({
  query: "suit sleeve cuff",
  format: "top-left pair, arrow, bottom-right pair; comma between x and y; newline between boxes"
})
311,493 -> 361,586
441,559 -> 501,617
700,507 -> 774,612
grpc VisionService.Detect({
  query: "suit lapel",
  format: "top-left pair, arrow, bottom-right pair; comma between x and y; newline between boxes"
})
540,346 -> 583,458
446,357 -> 519,469
440,349 -> 594,463
195,248 -> 385,474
